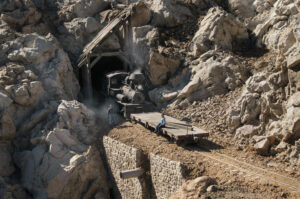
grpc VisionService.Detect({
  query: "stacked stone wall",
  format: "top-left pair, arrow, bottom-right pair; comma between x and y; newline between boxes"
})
103,136 -> 186,199
103,136 -> 147,199
150,153 -> 185,199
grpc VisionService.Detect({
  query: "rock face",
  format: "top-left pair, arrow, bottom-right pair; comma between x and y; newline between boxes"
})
0,32 -> 80,197
0,0 -> 42,27
228,0 -> 257,18
226,67 -> 300,156
149,51 -> 249,106
131,25 -> 159,67
148,51 -> 181,86
190,7 -> 248,57
73,0 -> 109,18
0,33 -> 79,128
150,0 -> 193,27
178,51 -> 248,103
253,0 -> 299,52
131,1 -> 151,27
14,100 -> 110,199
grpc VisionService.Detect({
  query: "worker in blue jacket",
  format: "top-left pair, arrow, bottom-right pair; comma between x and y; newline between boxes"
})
155,113 -> 166,133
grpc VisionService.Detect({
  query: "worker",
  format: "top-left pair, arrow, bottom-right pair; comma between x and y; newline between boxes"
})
108,104 -> 115,127
155,113 -> 166,133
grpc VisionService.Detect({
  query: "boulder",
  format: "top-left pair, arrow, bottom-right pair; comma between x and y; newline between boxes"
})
149,87 -> 178,105
0,33 -> 79,132
148,51 -> 181,86
253,0 -> 299,51
253,136 -> 276,155
0,0 -> 42,26
72,0 -> 109,18
235,125 -> 260,138
57,100 -> 98,145
280,93 -> 300,141
0,91 -> 12,110
246,72 -> 271,93
132,25 -> 159,68
131,1 -> 151,27
170,176 -> 216,199
7,34 -> 57,64
151,0 -> 193,27
190,7 -> 248,57
288,66 -> 300,94
3,35 -> 79,104
228,0 -> 256,18
177,51 -> 248,102
275,141 -> 289,153
63,17 -> 101,40
14,100 -> 109,198
227,71 -> 286,135
285,45 -> 300,69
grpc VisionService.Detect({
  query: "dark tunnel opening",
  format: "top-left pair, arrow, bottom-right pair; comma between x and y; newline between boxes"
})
90,56 -> 126,103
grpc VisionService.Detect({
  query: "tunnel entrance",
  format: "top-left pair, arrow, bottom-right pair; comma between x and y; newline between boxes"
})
89,56 -> 126,103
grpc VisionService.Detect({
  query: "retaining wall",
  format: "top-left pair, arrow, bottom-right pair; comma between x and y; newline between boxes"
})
103,136 -> 147,199
150,153 -> 185,199
103,136 -> 186,199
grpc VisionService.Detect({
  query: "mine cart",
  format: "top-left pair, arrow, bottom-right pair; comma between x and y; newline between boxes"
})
130,112 -> 209,145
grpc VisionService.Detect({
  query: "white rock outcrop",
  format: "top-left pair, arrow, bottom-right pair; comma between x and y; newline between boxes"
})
150,0 -> 193,27
190,7 -> 248,57
14,100 -> 109,199
177,51 -> 248,103
148,51 -> 181,86
0,32 -> 80,186
253,0 -> 300,53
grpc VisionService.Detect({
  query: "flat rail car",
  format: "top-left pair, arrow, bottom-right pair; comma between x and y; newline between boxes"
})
130,112 -> 209,145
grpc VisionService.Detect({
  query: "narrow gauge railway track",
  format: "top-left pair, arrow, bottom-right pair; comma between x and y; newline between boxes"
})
186,146 -> 300,193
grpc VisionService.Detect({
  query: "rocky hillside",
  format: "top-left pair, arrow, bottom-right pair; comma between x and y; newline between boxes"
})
0,0 -> 299,199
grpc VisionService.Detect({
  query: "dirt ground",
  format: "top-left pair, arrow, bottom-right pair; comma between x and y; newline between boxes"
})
109,121 -> 300,199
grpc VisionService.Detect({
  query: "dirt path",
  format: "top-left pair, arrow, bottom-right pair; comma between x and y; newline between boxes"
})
109,122 -> 300,199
